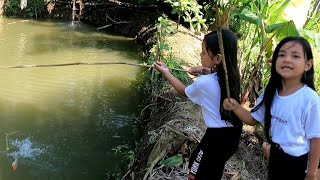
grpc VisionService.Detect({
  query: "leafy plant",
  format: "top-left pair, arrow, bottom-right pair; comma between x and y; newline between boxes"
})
5,0 -> 46,18
231,0 -> 320,104
159,154 -> 183,167
165,0 -> 207,32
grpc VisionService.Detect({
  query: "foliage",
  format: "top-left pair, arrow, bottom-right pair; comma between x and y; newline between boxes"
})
141,16 -> 189,103
304,0 -> 320,33
5,0 -> 46,18
165,0 -> 207,32
229,0 -> 320,104
121,0 -> 161,5
108,144 -> 136,180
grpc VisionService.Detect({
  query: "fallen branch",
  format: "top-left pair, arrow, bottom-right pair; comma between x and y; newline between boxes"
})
96,13 -> 132,30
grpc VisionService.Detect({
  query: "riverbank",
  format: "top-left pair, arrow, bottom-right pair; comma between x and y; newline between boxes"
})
115,17 -> 268,179
1,6 -> 269,178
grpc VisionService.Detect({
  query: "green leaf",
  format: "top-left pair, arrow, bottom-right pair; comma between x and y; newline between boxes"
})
260,0 -> 269,19
236,0 -> 250,2
173,2 -> 180,6
236,9 -> 262,25
171,9 -> 178,14
159,154 -> 183,167
232,0 -> 251,18
268,0 -> 290,25
299,29 -> 320,49
265,22 -> 286,33
160,43 -> 170,51
264,38 -> 274,59
271,21 -> 300,41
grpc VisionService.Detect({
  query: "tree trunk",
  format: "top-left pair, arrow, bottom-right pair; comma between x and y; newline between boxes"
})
0,0 -> 6,16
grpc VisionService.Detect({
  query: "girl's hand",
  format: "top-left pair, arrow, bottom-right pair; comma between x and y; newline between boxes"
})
188,66 -> 211,76
154,61 -> 169,74
262,142 -> 271,160
223,98 -> 240,111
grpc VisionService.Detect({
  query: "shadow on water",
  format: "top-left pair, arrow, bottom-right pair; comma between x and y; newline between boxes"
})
25,21 -> 142,59
2,18 -> 142,61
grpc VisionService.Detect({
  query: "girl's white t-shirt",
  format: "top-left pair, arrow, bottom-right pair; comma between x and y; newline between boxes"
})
185,73 -> 232,128
251,85 -> 320,156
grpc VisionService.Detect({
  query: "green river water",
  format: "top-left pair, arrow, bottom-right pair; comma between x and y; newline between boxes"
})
0,17 -> 143,180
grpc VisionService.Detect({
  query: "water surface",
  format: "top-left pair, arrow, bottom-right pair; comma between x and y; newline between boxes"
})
0,17 -> 143,179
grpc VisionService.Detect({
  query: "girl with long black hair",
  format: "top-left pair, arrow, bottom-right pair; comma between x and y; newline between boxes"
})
223,36 -> 320,180
154,29 -> 242,179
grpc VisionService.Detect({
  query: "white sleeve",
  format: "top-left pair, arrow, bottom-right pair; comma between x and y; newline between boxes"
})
304,102 -> 320,139
251,92 -> 265,124
185,81 -> 203,106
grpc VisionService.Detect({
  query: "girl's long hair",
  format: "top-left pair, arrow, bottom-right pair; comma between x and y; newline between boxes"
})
204,29 -> 242,128
251,36 -> 315,142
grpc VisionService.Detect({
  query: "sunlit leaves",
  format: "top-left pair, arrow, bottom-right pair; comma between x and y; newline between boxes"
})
165,0 -> 207,32
299,29 -> 320,48
267,0 -> 290,25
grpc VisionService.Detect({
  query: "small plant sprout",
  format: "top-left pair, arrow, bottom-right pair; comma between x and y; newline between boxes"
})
5,131 -> 19,151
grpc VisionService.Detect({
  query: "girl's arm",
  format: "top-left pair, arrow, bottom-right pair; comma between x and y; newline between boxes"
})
188,66 -> 212,76
306,138 -> 320,180
154,62 -> 186,97
223,98 -> 258,126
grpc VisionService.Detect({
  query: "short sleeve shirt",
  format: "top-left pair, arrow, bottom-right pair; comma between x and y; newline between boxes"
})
185,73 -> 233,128
251,86 -> 320,156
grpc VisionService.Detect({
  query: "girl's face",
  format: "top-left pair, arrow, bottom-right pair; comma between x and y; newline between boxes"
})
275,42 -> 312,81
200,41 -> 221,68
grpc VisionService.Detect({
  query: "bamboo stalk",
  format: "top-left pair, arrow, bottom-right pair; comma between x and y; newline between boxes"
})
217,28 -> 230,99
215,4 -> 230,99
0,62 -> 189,72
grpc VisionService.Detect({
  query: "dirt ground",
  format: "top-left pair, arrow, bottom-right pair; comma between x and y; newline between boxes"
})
121,22 -> 269,180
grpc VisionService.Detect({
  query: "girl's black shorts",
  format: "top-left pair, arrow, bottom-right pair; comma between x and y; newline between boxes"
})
188,127 -> 241,180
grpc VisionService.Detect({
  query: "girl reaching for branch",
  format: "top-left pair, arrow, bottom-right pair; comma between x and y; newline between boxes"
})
154,29 -> 242,180
223,36 -> 320,180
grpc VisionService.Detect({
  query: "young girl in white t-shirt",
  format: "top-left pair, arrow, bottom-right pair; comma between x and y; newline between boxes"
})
223,36 -> 320,180
154,29 -> 243,179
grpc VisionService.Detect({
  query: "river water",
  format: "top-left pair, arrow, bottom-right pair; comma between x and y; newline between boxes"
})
0,17 -> 143,179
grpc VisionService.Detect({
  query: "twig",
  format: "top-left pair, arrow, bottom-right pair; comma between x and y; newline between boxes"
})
96,13 -> 132,30
121,169 -> 131,180
5,131 -> 20,151
139,102 -> 161,119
